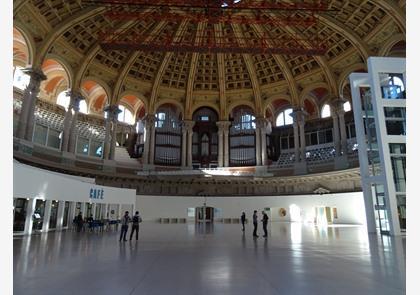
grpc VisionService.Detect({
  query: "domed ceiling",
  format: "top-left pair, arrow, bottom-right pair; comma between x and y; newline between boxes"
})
13,0 -> 405,121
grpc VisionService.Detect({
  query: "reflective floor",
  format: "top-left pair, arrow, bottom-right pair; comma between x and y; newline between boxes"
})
14,223 -> 405,295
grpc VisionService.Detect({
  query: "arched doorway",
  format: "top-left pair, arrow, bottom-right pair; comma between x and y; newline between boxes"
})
192,107 -> 219,168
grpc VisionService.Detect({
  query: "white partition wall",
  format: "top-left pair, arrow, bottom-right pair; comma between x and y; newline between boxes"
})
13,162 -> 136,235
135,193 -> 366,225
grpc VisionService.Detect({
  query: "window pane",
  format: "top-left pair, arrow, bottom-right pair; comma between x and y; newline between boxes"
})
386,120 -> 406,135
33,124 -> 48,145
56,91 -> 70,110
79,100 -> 88,114
389,143 -> 406,154
391,156 -> 406,192
90,140 -> 103,157
47,129 -> 61,149
321,104 -> 331,118
76,137 -> 89,155
384,107 -> 406,118
344,101 -> 351,112
284,109 -> 293,125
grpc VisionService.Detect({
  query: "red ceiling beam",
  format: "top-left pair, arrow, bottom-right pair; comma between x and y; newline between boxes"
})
84,0 -> 330,11
98,31 -> 327,56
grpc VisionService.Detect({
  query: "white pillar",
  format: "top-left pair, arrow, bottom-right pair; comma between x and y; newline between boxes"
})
56,201 -> 66,230
80,202 -> 86,219
24,198 -> 36,235
42,200 -> 52,232
184,120 -> 195,167
257,118 -> 268,166
91,203 -> 97,219
69,202 -> 76,226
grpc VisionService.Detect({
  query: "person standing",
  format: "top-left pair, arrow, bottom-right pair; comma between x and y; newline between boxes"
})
252,210 -> 259,237
130,211 -> 142,241
76,212 -> 83,232
261,211 -> 269,238
241,212 -> 246,231
119,211 -> 131,242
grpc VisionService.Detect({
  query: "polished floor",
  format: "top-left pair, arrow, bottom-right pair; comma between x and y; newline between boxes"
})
14,222 -> 405,295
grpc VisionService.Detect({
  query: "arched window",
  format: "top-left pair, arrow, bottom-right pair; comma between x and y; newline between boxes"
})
13,66 -> 30,90
118,105 -> 135,125
321,104 -> 331,118
79,100 -> 88,114
344,101 -> 351,112
56,91 -> 70,110
276,108 -> 293,126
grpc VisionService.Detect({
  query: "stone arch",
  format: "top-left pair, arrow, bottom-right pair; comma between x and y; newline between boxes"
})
191,102 -> 220,119
118,90 -> 149,115
40,58 -> 72,103
378,34 -> 405,57
263,94 -> 292,113
227,100 -> 256,117
338,63 -> 367,97
303,97 -> 319,118
154,99 -> 184,119
81,78 -> 110,115
13,23 -> 35,66
299,83 -> 331,105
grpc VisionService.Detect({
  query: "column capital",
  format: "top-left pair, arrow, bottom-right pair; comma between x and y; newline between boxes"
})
104,104 -> 121,121
182,120 -> 195,131
143,114 -> 156,127
290,108 -> 308,124
66,90 -> 85,111
22,67 -> 47,82
216,120 -> 231,131
255,117 -> 269,129
330,97 -> 347,114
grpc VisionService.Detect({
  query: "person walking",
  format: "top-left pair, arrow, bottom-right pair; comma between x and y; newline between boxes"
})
130,211 -> 142,241
241,212 -> 246,231
119,211 -> 131,242
261,211 -> 269,238
252,210 -> 259,237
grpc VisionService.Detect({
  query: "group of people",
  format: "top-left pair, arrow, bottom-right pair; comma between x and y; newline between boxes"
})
241,210 -> 269,238
119,211 -> 142,242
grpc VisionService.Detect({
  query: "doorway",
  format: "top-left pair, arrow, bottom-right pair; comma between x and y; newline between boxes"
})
195,206 -> 214,223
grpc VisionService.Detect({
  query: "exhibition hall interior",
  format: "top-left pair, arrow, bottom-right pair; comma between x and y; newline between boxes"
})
12,0 -> 407,294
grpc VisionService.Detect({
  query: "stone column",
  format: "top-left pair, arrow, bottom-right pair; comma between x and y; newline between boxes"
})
331,98 -> 348,156
142,115 -> 155,165
103,105 -> 121,160
17,68 -> 47,140
223,123 -> 230,167
331,112 -> 340,156
256,118 -> 268,165
298,120 -> 306,162
181,121 -> 188,167
67,91 -> 84,154
103,118 -> 112,160
149,121 -> 156,164
216,122 -> 224,167
255,126 -> 261,166
292,120 -> 299,161
184,120 -> 195,167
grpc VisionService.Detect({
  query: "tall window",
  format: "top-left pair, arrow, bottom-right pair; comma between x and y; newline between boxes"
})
79,100 -> 88,114
344,101 -> 351,112
276,108 -> 293,126
118,105 -> 135,125
56,91 -> 70,110
321,104 -> 331,118
13,66 -> 30,90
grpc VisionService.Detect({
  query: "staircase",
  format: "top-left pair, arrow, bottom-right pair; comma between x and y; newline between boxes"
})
114,146 -> 141,167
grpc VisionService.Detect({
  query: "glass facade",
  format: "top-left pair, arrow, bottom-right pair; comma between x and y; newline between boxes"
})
33,200 -> 46,231
63,201 -> 70,227
47,129 -> 61,149
49,200 -> 59,229
33,124 -> 48,145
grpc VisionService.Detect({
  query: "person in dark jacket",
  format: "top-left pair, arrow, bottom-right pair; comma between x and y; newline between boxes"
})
241,212 -> 246,231
119,211 -> 131,242
261,211 -> 269,238
130,211 -> 142,241
76,212 -> 83,232
252,210 -> 259,237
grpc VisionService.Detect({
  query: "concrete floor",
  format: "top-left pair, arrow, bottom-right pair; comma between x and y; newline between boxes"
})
13,222 -> 405,295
